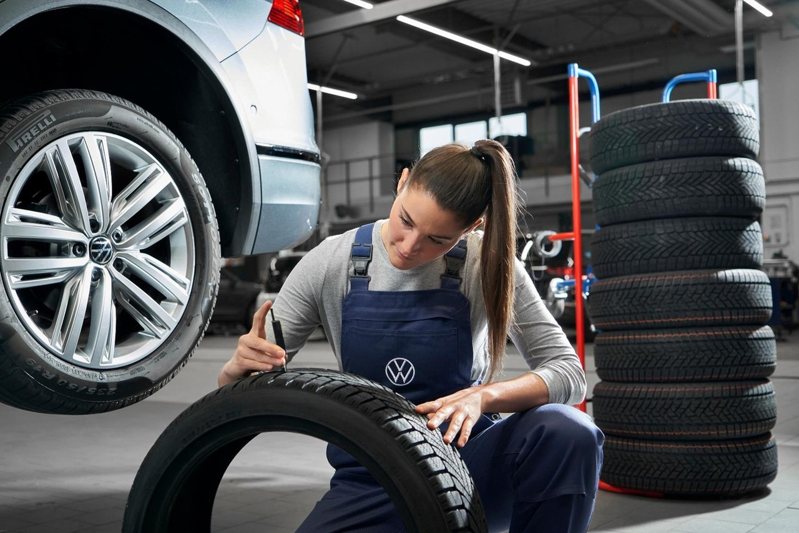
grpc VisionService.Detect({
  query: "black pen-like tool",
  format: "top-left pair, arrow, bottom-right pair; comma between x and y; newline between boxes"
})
270,308 -> 287,372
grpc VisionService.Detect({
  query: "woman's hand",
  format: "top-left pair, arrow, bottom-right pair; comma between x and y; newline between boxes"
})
415,386 -> 487,448
217,300 -> 287,387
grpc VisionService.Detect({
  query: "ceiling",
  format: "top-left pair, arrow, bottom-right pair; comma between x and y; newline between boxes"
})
301,0 -> 799,127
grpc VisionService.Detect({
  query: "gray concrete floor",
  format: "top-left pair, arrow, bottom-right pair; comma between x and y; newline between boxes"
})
1,326 -> 798,532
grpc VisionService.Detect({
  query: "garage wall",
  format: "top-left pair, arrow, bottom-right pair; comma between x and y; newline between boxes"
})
321,121 -> 395,223
757,26 -> 799,263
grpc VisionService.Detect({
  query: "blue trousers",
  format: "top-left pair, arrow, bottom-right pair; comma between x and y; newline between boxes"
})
297,404 -> 604,532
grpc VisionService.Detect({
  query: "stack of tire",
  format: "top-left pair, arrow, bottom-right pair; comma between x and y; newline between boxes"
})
586,99 -> 778,496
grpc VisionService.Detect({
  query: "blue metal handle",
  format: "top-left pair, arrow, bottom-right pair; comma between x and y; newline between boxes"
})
663,69 -> 717,102
568,63 -> 601,124
555,277 -> 594,295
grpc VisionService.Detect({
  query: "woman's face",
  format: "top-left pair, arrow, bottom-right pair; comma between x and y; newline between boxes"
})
381,170 -> 481,270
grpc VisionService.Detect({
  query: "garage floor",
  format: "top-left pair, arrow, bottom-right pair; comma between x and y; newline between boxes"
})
1,328 -> 797,533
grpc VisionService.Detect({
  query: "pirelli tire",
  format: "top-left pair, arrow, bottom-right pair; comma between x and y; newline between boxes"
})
588,269 -> 773,331
589,99 -> 759,175
591,217 -> 763,279
601,434 -> 777,496
123,369 -> 487,533
592,157 -> 765,226
592,380 -> 776,441
594,326 -> 776,382
0,89 -> 220,414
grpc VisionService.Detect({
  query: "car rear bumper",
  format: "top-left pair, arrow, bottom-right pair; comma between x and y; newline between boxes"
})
251,149 -> 321,254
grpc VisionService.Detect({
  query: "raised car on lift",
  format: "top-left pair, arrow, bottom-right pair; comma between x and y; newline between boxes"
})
0,0 -> 320,414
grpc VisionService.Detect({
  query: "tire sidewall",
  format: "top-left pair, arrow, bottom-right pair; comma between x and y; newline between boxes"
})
0,91 -> 220,407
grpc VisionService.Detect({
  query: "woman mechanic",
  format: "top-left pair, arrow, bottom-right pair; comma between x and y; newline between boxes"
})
218,140 -> 604,532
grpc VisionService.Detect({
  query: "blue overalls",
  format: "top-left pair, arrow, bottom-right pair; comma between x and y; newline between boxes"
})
297,224 -> 603,533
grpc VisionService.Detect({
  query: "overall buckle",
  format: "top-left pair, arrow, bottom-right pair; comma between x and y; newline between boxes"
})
351,243 -> 373,276
442,254 -> 465,279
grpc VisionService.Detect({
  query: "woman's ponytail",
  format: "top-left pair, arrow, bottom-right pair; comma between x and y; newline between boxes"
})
472,140 -> 518,380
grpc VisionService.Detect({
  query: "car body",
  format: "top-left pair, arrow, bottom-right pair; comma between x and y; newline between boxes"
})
0,0 -> 320,257
0,0 -> 321,413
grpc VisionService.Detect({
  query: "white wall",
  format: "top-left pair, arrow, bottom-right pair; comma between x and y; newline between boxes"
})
757,27 -> 799,262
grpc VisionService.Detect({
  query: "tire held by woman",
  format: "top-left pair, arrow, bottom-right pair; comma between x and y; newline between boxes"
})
123,369 -> 487,533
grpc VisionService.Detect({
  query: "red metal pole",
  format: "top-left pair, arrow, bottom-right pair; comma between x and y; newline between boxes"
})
707,82 -> 718,99
568,74 -> 586,413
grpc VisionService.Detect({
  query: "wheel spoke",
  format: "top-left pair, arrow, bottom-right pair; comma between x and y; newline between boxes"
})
44,150 -> 77,231
79,134 -> 113,232
4,208 -> 88,244
85,269 -> 116,366
118,199 -> 188,250
7,270 -> 76,290
47,140 -> 92,235
109,164 -> 171,232
50,266 -> 93,357
116,251 -> 190,305
111,268 -> 177,338
4,256 -> 88,277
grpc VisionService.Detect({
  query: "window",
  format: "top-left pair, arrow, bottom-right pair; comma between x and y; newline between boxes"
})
455,121 -> 487,146
419,124 -> 453,156
719,79 -> 759,124
419,113 -> 527,157
489,112 -> 527,138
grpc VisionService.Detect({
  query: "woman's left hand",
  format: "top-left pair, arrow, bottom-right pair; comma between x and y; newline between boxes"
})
415,386 -> 486,448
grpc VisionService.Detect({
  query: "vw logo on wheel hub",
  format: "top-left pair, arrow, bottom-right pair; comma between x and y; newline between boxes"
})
89,236 -> 115,264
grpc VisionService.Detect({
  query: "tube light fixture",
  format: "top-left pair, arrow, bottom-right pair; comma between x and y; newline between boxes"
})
339,0 -> 374,9
743,0 -> 773,17
396,15 -> 532,67
308,83 -> 358,100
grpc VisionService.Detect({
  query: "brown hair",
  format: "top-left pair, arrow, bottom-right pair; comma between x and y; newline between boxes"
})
406,139 -> 519,380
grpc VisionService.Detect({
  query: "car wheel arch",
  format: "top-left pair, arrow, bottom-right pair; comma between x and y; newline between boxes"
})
0,3 -> 258,257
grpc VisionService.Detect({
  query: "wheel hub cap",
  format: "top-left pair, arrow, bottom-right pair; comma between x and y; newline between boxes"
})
89,236 -> 115,264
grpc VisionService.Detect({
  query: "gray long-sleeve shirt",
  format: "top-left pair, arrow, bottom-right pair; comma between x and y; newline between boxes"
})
268,220 -> 586,405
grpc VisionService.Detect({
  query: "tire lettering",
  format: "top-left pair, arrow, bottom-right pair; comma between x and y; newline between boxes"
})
24,358 -> 117,395
8,111 -> 56,153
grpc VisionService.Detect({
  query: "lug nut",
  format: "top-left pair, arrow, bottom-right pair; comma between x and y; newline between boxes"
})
113,259 -> 124,271
91,269 -> 101,282
72,243 -> 86,256
89,219 -> 101,233
112,229 -> 123,243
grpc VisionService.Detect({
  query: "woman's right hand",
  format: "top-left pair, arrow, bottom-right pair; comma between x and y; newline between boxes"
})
217,300 -> 287,387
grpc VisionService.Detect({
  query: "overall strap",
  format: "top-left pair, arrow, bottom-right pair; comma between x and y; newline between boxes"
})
350,223 -> 374,291
441,238 -> 468,290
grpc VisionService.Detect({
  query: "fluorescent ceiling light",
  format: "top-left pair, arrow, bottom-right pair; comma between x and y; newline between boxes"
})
396,15 -> 532,67
743,0 -> 773,17
308,83 -> 358,100
339,0 -> 374,9
720,41 -> 755,53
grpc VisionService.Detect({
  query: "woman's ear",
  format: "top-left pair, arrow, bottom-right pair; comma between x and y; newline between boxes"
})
396,168 -> 410,193
463,217 -> 484,235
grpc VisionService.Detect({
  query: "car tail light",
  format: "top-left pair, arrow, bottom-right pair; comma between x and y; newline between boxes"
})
268,0 -> 305,36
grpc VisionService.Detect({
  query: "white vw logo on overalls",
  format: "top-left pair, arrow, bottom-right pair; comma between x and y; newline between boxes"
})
385,357 -> 415,386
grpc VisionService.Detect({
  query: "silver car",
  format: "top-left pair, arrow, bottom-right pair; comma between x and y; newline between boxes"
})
0,0 -> 320,413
